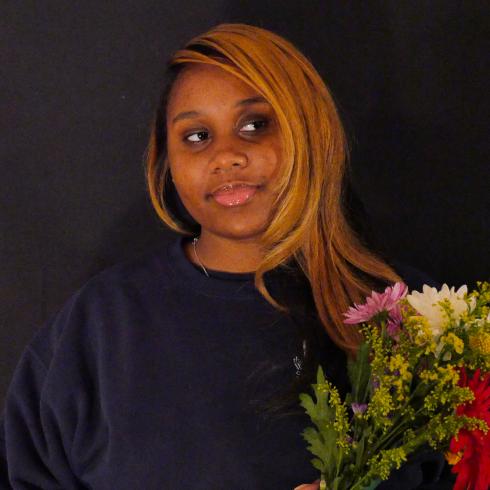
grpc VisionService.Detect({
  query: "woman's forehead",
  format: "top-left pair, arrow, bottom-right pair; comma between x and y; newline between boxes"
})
166,64 -> 262,114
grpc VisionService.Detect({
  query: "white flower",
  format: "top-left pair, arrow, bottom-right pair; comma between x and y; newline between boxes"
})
406,284 -> 469,339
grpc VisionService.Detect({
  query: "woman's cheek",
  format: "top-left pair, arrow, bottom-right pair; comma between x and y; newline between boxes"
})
173,171 -> 208,215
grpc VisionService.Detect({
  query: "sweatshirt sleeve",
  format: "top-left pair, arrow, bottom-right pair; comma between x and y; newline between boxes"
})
1,344 -> 82,489
0,289 -> 90,489
0,411 -> 11,489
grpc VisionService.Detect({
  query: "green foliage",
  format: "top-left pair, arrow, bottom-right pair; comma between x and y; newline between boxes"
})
298,281 -> 490,489
299,367 -> 349,481
348,342 -> 371,403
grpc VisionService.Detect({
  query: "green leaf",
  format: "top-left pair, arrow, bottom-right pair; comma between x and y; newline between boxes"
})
345,392 -> 353,406
314,367 -> 339,423
317,365 -> 327,384
302,427 -> 329,467
299,393 -> 317,420
348,342 -> 371,402
312,457 -> 325,472
332,475 -> 342,490
302,427 -> 322,448
299,365 -> 345,481
361,478 -> 381,490
355,435 -> 366,471
320,426 -> 339,478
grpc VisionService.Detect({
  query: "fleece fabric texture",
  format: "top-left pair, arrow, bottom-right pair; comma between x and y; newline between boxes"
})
0,236 -> 454,489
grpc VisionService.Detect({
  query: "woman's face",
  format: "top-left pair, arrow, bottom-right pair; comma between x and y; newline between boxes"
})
166,64 -> 283,241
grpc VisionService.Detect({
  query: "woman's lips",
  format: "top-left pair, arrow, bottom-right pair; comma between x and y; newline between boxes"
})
212,184 -> 258,207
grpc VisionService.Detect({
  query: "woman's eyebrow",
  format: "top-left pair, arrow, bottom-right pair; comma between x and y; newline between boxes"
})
171,96 -> 269,125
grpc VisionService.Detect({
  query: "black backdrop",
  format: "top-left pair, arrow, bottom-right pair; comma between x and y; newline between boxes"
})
1,2 -> 488,406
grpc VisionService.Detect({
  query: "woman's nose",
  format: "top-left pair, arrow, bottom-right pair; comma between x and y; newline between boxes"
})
210,148 -> 249,173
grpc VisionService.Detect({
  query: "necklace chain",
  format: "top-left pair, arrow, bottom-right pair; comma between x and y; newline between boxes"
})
193,236 -> 305,376
192,237 -> 210,277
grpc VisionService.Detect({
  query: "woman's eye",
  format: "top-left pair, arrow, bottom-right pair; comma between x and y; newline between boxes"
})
185,131 -> 208,143
183,118 -> 269,144
240,119 -> 269,133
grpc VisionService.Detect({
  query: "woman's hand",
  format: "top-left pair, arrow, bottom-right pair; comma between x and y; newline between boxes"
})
293,479 -> 320,490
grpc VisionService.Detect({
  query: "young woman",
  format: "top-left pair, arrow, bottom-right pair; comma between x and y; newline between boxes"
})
0,24 -> 451,489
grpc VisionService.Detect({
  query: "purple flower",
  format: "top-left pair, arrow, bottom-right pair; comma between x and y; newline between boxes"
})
386,318 -> 402,339
343,282 -> 408,325
351,403 -> 368,415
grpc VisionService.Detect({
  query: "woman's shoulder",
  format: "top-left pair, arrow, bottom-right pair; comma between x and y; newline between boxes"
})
83,237 -> 175,295
26,238 -> 178,370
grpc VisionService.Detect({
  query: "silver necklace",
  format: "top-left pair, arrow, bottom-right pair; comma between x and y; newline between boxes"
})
193,236 -> 305,377
192,237 -> 210,277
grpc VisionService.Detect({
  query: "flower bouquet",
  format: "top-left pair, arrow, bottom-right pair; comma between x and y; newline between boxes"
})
299,281 -> 490,490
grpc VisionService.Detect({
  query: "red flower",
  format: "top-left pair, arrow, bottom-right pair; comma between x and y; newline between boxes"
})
447,368 -> 490,490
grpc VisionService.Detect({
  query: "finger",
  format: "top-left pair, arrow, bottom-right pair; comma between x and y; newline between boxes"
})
293,480 -> 320,490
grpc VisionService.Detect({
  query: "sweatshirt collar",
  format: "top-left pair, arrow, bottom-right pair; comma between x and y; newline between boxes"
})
166,235 -> 261,300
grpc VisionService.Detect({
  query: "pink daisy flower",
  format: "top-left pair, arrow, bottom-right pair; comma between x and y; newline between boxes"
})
343,282 -> 408,325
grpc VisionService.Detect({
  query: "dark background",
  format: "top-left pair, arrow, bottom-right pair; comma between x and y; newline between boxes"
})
1,1 -> 488,407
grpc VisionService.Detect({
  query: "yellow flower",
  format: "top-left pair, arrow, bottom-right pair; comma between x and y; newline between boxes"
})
420,369 -> 438,382
407,316 -> 436,351
443,333 -> 465,355
469,332 -> 490,355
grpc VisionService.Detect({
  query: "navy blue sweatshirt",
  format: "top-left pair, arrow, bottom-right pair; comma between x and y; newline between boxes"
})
0,235 -> 453,489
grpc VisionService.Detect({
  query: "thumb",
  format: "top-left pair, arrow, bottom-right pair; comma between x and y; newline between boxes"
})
293,479 -> 320,490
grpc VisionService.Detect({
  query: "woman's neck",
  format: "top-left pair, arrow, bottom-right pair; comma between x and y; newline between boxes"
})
183,231 -> 265,273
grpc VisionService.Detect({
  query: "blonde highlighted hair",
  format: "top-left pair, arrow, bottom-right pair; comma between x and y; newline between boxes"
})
145,23 -> 402,356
